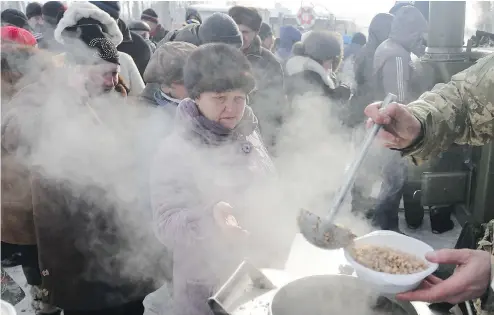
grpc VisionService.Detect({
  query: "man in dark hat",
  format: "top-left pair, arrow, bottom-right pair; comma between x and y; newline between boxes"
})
228,6 -> 285,152
26,2 -> 44,35
158,12 -> 243,49
259,22 -> 274,50
1,9 -> 30,30
36,1 -> 66,51
41,1 -> 65,26
141,8 -> 167,43
128,20 -> 156,53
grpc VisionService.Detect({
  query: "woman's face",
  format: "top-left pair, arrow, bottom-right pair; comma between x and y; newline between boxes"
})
195,89 -> 247,129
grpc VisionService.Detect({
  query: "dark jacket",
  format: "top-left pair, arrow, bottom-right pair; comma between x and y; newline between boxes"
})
285,56 -> 351,108
373,6 -> 427,103
150,99 -> 275,315
4,77 -> 169,311
158,23 -> 201,47
151,24 -> 168,44
118,31 -> 153,78
349,13 -> 393,127
244,36 -> 285,150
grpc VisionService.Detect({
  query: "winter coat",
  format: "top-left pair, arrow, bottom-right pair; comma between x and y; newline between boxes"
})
285,56 -> 351,114
275,26 -> 302,63
244,36 -> 285,151
151,24 -> 167,44
1,104 -> 36,245
349,13 -> 393,128
150,99 -> 275,315
373,6 -> 427,104
157,23 -> 201,47
4,76 -> 168,310
118,31 -> 153,78
118,51 -> 145,96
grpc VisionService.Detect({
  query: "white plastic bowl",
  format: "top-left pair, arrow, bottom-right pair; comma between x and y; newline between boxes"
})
1,300 -> 17,315
344,230 -> 438,295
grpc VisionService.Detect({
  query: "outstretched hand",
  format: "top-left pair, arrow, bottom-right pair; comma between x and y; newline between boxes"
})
396,249 -> 491,304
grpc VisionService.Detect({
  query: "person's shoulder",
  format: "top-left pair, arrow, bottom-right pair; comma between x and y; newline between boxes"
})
117,51 -> 133,62
375,39 -> 407,57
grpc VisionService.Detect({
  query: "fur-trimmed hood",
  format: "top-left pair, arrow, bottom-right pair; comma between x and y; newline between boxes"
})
54,1 -> 123,46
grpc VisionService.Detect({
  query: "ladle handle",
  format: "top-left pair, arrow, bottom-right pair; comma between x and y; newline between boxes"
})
325,93 -> 397,222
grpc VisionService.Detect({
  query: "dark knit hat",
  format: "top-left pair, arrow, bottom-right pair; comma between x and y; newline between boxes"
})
1,9 -> 29,29
293,30 -> 342,68
89,1 -> 121,20
141,8 -> 158,24
128,20 -> 150,32
198,13 -> 242,48
228,6 -> 262,32
185,8 -> 202,24
184,43 -> 256,99
144,41 -> 196,84
26,2 -> 43,19
351,32 -> 367,45
42,1 -> 66,26
258,22 -> 272,40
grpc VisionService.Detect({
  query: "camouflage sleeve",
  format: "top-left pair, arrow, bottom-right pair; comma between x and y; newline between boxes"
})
402,55 -> 494,164
475,220 -> 494,313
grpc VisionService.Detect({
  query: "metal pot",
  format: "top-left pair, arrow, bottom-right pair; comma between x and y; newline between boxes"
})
208,262 -> 452,315
270,274 -> 415,315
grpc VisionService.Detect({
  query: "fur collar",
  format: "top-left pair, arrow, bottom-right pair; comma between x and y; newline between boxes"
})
285,56 -> 336,89
54,1 -> 123,46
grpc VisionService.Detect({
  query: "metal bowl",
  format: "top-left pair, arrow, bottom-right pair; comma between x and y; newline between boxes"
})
270,275 -> 417,315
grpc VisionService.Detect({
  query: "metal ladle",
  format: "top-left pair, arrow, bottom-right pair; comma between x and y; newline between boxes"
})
297,93 -> 398,249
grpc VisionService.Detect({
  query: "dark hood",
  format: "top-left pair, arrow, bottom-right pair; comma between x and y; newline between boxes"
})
367,13 -> 394,50
176,99 -> 257,145
185,7 -> 202,24
389,6 -> 427,53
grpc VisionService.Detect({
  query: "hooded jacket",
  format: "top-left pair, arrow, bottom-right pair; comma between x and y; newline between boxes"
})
373,6 -> 427,103
348,13 -> 394,128
276,25 -> 302,62
150,99 -> 274,315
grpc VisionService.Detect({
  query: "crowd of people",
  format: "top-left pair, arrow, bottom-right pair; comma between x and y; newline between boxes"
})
1,1 -> 493,315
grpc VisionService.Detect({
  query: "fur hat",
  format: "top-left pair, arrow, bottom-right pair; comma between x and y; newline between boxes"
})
143,41 -> 196,84
293,30 -> 342,69
26,2 -> 43,19
198,13 -> 242,48
184,43 -> 256,99
54,1 -> 123,46
141,8 -> 158,24
228,6 -> 262,32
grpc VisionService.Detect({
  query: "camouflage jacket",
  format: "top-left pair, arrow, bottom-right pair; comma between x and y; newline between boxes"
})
402,53 -> 494,165
399,54 -> 494,312
476,220 -> 494,314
